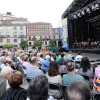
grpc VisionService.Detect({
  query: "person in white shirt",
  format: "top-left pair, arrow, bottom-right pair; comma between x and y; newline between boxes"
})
75,51 -> 83,62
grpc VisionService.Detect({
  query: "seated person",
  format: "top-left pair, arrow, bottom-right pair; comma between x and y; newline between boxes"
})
3,71 -> 28,100
63,62 -> 85,85
59,60 -> 69,74
75,51 -> 83,62
0,67 -> 13,100
27,74 -> 54,100
67,51 -> 73,61
26,58 -> 43,81
65,80 -> 91,100
77,57 -> 93,78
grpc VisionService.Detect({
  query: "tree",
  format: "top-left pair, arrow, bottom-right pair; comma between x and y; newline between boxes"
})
34,40 -> 43,47
3,44 -> 15,48
20,40 -> 28,50
49,40 -> 56,47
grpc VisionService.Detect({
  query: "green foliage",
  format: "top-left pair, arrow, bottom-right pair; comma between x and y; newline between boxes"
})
3,44 -> 15,48
49,40 -> 56,47
20,40 -> 28,49
34,40 -> 43,47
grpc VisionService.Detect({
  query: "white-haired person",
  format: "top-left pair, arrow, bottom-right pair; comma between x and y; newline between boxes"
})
0,67 -> 13,100
43,55 -> 50,73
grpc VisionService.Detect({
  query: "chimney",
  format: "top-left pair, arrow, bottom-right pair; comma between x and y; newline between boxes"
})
6,12 -> 12,15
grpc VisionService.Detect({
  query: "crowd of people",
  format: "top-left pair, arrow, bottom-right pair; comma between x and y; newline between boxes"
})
0,48 -> 100,100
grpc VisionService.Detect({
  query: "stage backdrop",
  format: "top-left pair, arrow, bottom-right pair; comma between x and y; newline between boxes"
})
62,18 -> 69,50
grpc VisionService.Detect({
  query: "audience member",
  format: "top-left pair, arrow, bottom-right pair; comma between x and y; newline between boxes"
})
59,59 -> 69,74
46,61 -> 62,84
26,58 -> 43,80
3,71 -> 27,100
78,57 -> 93,78
75,51 -> 83,62
27,74 -> 54,100
63,62 -> 85,85
60,53 -> 64,65
43,55 -> 50,73
0,67 -> 13,100
93,65 -> 100,82
65,80 -> 91,100
23,56 -> 32,74
67,51 -> 73,61
56,53 -> 60,64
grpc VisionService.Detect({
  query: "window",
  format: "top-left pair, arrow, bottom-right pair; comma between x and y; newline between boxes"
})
20,32 -> 24,35
6,26 -> 10,30
20,26 -> 23,30
0,32 -> 2,36
7,33 -> 10,37
7,39 -> 10,43
0,27 -> 3,30
13,26 -> 17,30
14,39 -> 17,42
13,32 -> 17,37
0,39 -> 3,43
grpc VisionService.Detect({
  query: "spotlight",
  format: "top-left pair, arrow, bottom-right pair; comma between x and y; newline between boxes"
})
92,5 -> 95,10
73,14 -> 77,19
81,10 -> 85,15
95,4 -> 99,10
77,13 -> 81,17
86,8 -> 91,13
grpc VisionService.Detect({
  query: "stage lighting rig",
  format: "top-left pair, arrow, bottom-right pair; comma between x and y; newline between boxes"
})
81,10 -> 85,15
86,8 -> 91,13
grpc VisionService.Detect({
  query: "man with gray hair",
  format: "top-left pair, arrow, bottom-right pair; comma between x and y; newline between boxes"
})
0,67 -> 13,100
26,58 -> 43,81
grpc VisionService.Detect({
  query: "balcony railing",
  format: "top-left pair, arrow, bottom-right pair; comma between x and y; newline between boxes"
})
18,35 -> 26,38
0,35 -> 6,38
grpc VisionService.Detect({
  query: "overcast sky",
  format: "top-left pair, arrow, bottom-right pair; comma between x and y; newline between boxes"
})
0,0 -> 73,28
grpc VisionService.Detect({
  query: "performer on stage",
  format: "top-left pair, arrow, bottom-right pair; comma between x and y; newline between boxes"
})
88,38 -> 91,49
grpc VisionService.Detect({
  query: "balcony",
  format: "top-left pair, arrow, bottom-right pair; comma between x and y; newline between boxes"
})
14,35 -> 17,37
0,35 -> 6,38
7,35 -> 10,38
18,35 -> 26,38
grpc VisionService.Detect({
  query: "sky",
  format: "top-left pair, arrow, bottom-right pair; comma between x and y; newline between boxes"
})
0,0 -> 73,28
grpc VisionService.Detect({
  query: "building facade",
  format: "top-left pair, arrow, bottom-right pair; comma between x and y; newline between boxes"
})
0,12 -> 28,47
27,22 -> 52,46
51,28 -> 62,47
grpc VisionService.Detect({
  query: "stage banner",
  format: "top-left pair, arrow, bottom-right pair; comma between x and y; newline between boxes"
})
62,18 -> 69,50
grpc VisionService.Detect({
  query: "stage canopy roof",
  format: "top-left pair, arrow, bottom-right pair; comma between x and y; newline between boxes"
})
62,0 -> 99,19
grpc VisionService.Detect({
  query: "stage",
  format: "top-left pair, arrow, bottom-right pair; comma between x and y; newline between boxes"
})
69,49 -> 100,54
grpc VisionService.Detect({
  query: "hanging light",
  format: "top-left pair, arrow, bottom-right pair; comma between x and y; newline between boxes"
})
81,10 -> 85,15
92,5 -> 95,11
77,13 -> 81,17
95,4 -> 99,10
73,14 -> 77,19
86,8 -> 91,13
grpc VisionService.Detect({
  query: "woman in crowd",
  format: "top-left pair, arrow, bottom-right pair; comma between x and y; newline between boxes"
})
23,56 -> 32,74
27,74 -> 54,100
46,61 -> 62,84
46,61 -> 62,99
3,71 -> 27,100
93,64 -> 100,82
78,57 -> 93,78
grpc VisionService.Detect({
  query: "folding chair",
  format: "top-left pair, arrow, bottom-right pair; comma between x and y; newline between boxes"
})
92,91 -> 100,100
48,82 -> 63,99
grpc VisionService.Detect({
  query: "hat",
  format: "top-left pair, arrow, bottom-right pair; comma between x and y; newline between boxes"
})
45,55 -> 50,60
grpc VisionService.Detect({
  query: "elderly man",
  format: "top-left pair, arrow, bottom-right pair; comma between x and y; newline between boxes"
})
0,67 -> 13,100
26,58 -> 43,80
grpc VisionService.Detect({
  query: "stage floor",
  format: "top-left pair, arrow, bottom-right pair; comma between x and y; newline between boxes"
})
66,52 -> 100,61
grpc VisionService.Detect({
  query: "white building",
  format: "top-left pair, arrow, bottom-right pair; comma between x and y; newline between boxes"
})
0,12 -> 28,47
